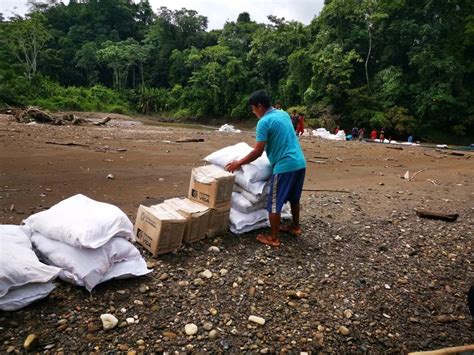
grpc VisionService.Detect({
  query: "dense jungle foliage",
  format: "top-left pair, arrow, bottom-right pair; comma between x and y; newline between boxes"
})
0,0 -> 473,142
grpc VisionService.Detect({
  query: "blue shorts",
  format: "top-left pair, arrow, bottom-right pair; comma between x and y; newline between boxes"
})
267,168 -> 305,213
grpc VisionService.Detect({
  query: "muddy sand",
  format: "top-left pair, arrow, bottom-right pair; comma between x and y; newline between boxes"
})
0,114 -> 473,353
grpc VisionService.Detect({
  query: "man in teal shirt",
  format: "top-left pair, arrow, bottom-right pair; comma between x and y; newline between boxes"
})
226,90 -> 306,247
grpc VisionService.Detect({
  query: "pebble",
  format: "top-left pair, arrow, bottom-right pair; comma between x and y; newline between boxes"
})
139,286 -> 148,293
23,334 -> 38,350
194,278 -> 205,286
107,174 -> 114,179
436,315 -> 454,323
159,273 -> 169,281
208,329 -> 219,340
210,308 -> 218,316
126,317 -> 135,324
185,323 -> 198,335
338,326 -> 350,336
344,309 -> 353,319
208,246 -> 220,252
118,344 -> 129,351
120,308 -> 127,313
163,331 -> 177,339
203,322 -> 213,331
248,315 -> 266,325
220,268 -> 228,276
334,236 -> 342,241
178,280 -> 189,286
136,339 -> 145,346
146,260 -> 156,268
200,269 -> 213,279
6,346 -> 15,353
100,314 -> 118,330
133,300 -> 144,306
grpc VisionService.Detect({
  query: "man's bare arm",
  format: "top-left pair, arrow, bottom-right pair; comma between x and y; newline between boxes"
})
225,141 -> 266,172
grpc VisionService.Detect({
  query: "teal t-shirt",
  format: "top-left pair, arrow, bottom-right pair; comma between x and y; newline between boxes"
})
256,108 -> 306,174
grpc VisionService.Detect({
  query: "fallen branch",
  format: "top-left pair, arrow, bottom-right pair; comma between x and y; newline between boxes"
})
303,188 -> 351,193
308,159 -> 326,164
313,156 -> 329,159
416,210 -> 458,222
386,146 -> 403,150
336,157 -> 343,162
45,141 -> 89,147
0,188 -> 21,192
176,138 -> 205,143
93,116 -> 112,126
427,179 -> 439,186
408,344 -> 474,355
409,169 -> 427,181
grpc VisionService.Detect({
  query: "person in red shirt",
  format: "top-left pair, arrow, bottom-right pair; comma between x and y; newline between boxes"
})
370,129 -> 377,140
296,113 -> 305,136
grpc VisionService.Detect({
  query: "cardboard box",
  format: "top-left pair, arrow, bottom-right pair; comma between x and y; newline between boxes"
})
188,164 -> 235,208
163,197 -> 210,243
134,204 -> 186,256
207,205 -> 230,238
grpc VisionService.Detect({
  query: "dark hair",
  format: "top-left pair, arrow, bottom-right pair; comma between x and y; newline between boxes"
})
249,90 -> 271,109
299,112 -> 304,116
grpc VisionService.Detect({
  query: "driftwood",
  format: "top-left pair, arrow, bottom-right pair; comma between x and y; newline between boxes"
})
176,138 -> 205,143
11,107 -> 111,126
386,146 -> 403,150
303,188 -> 351,193
45,141 -> 89,147
308,159 -> 326,164
416,210 -> 459,222
409,169 -> 427,181
408,344 -> 474,355
93,116 -> 112,126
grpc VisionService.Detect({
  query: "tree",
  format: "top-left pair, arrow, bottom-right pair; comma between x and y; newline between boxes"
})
2,13 -> 51,81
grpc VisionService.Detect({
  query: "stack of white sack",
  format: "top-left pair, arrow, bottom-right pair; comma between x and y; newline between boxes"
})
218,124 -> 242,133
204,142 -> 291,234
23,194 -> 151,292
312,128 -> 346,141
0,225 -> 61,311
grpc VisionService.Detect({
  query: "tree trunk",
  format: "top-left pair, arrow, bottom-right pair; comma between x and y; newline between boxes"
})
365,24 -> 373,95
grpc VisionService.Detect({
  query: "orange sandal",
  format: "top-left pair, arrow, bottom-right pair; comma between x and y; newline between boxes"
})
256,234 -> 280,247
279,224 -> 302,237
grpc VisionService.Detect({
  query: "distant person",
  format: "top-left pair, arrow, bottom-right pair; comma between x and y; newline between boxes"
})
296,113 -> 305,136
370,129 -> 377,140
290,110 -> 298,131
359,128 -> 365,140
335,126 -> 340,134
407,135 -> 413,143
379,129 -> 385,142
351,127 -> 359,139
275,101 -> 282,110
225,90 -> 306,247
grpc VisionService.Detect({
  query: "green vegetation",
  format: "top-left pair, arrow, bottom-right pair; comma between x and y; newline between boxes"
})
0,0 -> 472,142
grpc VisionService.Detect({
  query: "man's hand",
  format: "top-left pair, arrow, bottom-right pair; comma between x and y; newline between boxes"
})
225,160 -> 241,173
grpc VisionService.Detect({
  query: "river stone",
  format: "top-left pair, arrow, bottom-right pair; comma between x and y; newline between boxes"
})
100,314 -> 118,330
185,323 -> 198,335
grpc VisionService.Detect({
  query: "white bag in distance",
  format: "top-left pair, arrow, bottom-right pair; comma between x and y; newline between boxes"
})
24,194 -> 134,249
31,232 -> 150,291
0,225 -> 60,311
204,142 -> 272,182
231,192 -> 266,214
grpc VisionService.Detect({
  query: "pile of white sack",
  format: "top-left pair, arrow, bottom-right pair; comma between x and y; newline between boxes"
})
0,194 -> 150,310
312,128 -> 346,141
218,124 -> 241,133
204,142 -> 291,234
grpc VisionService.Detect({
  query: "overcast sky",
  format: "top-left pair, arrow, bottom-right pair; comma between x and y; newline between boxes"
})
0,0 -> 325,29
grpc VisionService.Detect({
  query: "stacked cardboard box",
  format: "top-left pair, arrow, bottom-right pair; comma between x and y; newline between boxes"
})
188,165 -> 235,238
134,164 -> 235,256
134,204 -> 186,256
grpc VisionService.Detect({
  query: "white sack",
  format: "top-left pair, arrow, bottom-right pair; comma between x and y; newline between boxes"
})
31,232 -> 150,291
231,192 -> 267,214
235,171 -> 269,196
24,194 -> 134,249
0,225 -> 60,298
0,282 -> 56,311
230,220 -> 269,234
233,184 -> 269,204
204,142 -> 272,182
101,258 -> 151,283
230,208 -> 268,231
